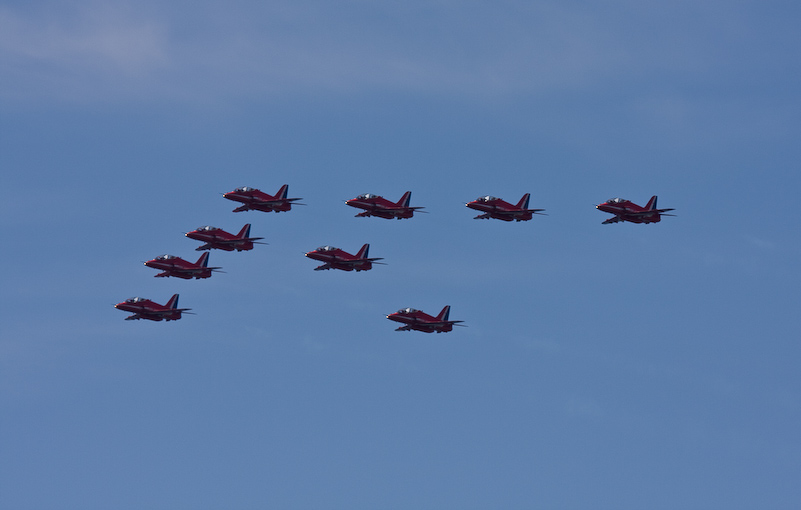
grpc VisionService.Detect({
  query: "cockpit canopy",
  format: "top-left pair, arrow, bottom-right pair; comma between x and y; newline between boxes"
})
356,193 -> 380,199
196,226 -> 218,232
606,198 -> 627,204
476,196 -> 498,202
125,297 -> 147,303
234,186 -> 257,192
155,254 -> 176,260
315,245 -> 338,252
397,307 -> 418,314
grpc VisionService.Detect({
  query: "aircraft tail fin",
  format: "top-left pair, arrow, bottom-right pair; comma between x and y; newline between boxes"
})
355,243 -> 370,259
436,305 -> 451,322
398,191 -> 412,208
276,184 -> 288,200
515,193 -> 531,210
195,252 -> 210,267
166,294 -> 180,309
237,224 -> 252,239
645,195 -> 658,211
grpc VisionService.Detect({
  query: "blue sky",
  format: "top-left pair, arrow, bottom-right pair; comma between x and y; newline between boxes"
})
2,1 -> 800,508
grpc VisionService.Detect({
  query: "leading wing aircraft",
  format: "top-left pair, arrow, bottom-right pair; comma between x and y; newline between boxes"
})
596,196 -> 675,224
185,224 -> 265,251
305,243 -> 385,272
386,305 -> 465,333
144,252 -> 223,279
114,294 -> 192,321
223,184 -> 304,213
466,193 -> 545,221
345,191 -> 424,219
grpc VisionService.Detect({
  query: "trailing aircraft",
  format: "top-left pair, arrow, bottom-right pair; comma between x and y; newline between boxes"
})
596,196 -> 675,224
345,191 -> 424,219
305,244 -> 385,272
386,306 -> 465,333
114,294 -> 192,321
144,252 -> 223,279
465,193 -> 545,221
223,184 -> 304,213
185,224 -> 265,251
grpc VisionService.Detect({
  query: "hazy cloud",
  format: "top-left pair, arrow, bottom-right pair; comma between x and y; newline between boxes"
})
0,2 -> 168,101
1,1 -> 797,106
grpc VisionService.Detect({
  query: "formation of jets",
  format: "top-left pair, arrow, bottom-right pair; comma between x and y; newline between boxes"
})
117,186 -> 673,328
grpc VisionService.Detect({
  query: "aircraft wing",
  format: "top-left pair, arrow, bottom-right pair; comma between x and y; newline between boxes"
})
216,237 -> 265,244
169,267 -> 203,275
425,320 -> 465,327
602,216 -> 623,224
250,199 -> 293,206
492,208 -> 544,218
149,307 -> 192,316
626,208 -> 675,217
332,257 -> 385,266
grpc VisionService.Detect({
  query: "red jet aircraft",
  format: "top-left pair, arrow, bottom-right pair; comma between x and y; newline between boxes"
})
144,252 -> 223,279
185,224 -> 265,251
223,184 -> 304,213
596,196 -> 675,224
305,243 -> 384,272
114,294 -> 192,321
345,191 -> 424,219
465,193 -> 545,221
386,306 -> 465,333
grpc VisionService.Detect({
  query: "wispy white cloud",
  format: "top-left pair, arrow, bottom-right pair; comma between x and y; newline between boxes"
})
0,2 -> 168,101
0,1 -> 631,104
1,1 -> 798,107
